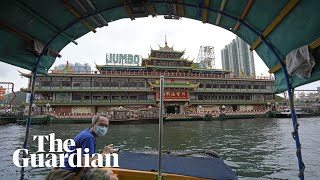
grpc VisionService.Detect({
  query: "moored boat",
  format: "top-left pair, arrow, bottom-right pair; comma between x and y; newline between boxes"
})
276,108 -> 311,118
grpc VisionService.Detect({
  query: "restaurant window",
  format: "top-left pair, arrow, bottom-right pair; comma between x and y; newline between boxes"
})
206,83 -> 212,88
211,95 -> 217,100
265,95 -> 273,100
72,93 -> 82,101
204,95 -> 211,101
101,80 -> 110,88
103,95 -> 110,100
190,94 -> 196,100
42,93 -> 53,100
92,95 -> 101,100
84,95 -> 91,101
112,96 -> 120,100
130,95 -> 137,100
55,93 -> 69,101
52,81 -> 61,87
121,95 -> 128,100
41,81 -> 51,87
82,81 -> 91,88
92,80 -> 100,87
61,81 -> 71,87
111,80 -> 119,87
260,85 -> 266,89
137,81 -> 145,88
72,81 -> 81,87
266,85 -> 272,90
198,94 -> 203,100
130,81 -> 138,87
120,80 -> 128,88
138,94 -> 147,100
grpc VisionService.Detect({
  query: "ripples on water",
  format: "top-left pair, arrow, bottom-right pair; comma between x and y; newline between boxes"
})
0,118 -> 319,179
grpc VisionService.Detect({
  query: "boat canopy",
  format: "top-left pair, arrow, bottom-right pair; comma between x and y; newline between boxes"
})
0,0 -> 319,93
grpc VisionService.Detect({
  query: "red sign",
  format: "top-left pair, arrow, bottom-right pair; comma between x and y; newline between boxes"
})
156,91 -> 189,101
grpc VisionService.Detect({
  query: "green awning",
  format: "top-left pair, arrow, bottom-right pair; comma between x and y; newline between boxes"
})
0,0 -> 319,93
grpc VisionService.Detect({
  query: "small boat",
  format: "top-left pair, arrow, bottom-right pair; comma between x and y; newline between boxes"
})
101,150 -> 237,180
276,108 -> 311,118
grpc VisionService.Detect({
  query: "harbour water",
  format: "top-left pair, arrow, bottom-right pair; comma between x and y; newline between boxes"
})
1,117 -> 320,179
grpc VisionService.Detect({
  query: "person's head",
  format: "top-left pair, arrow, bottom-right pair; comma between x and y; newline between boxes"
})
91,114 -> 110,137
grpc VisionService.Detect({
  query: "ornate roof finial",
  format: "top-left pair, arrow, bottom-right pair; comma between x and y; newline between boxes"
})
159,35 -> 174,51
165,35 -> 167,46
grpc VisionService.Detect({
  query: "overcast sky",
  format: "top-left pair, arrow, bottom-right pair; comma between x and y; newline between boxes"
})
0,16 -> 319,92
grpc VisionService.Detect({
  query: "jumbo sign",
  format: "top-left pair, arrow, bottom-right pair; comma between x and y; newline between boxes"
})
106,53 -> 140,66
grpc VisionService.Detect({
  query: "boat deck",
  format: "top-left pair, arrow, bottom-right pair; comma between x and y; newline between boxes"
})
104,152 -> 237,180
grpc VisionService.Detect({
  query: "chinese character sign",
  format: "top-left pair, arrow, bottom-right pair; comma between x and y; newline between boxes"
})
156,91 -> 189,100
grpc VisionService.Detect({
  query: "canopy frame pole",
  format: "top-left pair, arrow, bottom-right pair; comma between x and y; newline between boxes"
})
157,75 -> 164,180
20,62 -> 42,180
216,7 -> 305,180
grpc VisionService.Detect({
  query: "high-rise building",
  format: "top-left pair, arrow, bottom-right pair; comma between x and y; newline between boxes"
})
197,46 -> 215,69
53,62 -> 91,73
221,37 -> 255,77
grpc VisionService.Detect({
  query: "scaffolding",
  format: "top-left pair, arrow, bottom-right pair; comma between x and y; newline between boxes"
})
197,46 -> 215,69
0,82 -> 16,113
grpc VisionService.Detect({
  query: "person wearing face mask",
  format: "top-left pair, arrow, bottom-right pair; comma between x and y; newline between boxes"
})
46,114 -> 118,180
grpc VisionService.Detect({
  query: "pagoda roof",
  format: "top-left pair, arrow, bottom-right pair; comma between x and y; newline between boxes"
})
150,49 -> 185,57
150,43 -> 185,57
19,71 -> 32,77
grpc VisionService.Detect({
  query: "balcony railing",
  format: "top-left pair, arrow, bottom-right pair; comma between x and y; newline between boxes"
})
196,88 -> 274,93
189,100 -> 271,104
33,100 -> 155,105
48,70 -> 274,80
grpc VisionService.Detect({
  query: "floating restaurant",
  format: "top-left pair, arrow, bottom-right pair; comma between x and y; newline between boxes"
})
21,42 -> 275,117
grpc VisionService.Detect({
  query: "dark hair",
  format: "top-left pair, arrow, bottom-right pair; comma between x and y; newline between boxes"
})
92,114 -> 109,124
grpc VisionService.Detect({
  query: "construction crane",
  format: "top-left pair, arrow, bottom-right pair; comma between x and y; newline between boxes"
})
197,46 -> 215,69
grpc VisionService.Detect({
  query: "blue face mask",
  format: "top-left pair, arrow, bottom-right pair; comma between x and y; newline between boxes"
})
95,125 -> 108,136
